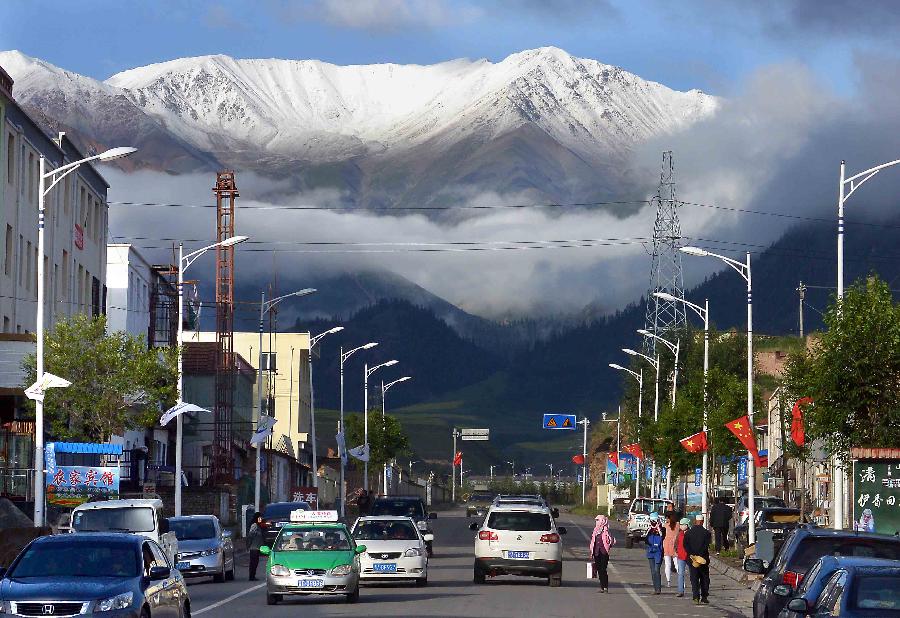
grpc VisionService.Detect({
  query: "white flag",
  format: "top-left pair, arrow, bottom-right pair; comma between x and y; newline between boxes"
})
25,372 -> 72,402
251,415 -> 277,445
160,401 -> 211,426
336,431 -> 347,465
348,443 -> 370,463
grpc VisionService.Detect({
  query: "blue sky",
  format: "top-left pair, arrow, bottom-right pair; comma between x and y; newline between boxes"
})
2,0 -> 898,95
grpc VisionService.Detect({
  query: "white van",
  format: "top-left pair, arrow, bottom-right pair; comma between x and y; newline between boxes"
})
625,497 -> 674,548
71,498 -> 178,563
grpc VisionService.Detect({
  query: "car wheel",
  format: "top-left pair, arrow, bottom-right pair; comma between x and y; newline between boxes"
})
474,566 -> 486,584
549,573 -> 562,587
416,576 -> 428,587
346,585 -> 360,603
225,564 -> 235,581
266,594 -> 279,606
141,606 -> 151,618
625,536 -> 634,549
213,570 -> 226,583
427,544 -> 434,558
182,601 -> 191,618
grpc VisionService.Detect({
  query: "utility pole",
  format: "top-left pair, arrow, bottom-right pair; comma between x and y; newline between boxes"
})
577,418 -> 590,505
451,428 -> 460,502
797,281 -> 806,339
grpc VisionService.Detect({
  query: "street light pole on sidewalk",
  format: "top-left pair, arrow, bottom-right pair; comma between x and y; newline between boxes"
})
381,376 -> 411,494
363,359 -> 398,490
308,327 -> 344,490
339,342 -> 378,516
623,348 -> 659,498
609,363 -> 643,498
578,418 -> 590,505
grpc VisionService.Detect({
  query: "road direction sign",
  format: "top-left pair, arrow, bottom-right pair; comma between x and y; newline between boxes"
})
542,414 -> 576,430
460,428 -> 490,441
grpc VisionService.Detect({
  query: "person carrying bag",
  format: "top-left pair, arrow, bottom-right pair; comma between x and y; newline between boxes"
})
645,512 -> 665,594
589,514 -> 616,593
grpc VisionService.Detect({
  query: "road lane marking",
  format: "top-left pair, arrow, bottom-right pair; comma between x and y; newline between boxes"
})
193,583 -> 266,614
570,516 -> 657,618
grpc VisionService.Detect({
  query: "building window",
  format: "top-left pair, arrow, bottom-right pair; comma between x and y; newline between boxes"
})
61,250 -> 69,299
6,134 -> 13,185
262,352 -> 277,372
27,152 -> 34,204
63,176 -> 70,216
2,317 -> 8,333
17,234 -> 23,285
4,225 -> 11,276
77,264 -> 84,308
25,241 -> 32,291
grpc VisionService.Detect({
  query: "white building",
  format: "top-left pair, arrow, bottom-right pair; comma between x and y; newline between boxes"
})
106,244 -> 153,339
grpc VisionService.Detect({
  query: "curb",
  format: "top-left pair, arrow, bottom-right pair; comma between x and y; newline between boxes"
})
709,554 -> 761,592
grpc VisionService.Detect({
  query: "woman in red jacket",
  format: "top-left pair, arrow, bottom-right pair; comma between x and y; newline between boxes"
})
675,517 -> 690,598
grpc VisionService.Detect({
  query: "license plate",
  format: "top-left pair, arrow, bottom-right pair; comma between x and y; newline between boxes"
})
274,521 -> 285,527
373,563 -> 397,572
176,562 -> 189,570
769,528 -> 783,534
298,578 -> 324,588
507,551 -> 530,559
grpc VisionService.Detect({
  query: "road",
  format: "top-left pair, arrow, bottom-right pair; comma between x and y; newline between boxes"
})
183,509 -> 751,617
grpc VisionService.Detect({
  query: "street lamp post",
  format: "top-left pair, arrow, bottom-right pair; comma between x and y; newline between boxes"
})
339,342 -> 378,517
308,327 -> 344,491
34,146 -> 137,527
655,292 -> 710,522
176,235 -> 249,516
609,363 -> 643,497
381,376 -> 411,494
835,158 -> 900,529
638,329 -> 680,500
601,411 -> 621,486
255,288 -> 316,514
623,348 -> 660,498
682,247 -> 755,543
363,360 -> 398,490
577,418 -> 590,505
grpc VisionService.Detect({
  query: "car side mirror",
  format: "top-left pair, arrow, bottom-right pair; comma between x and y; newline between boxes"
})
552,508 -> 560,518
222,529 -> 233,538
149,566 -> 170,580
259,546 -> 271,556
787,598 -> 809,613
774,584 -> 793,597
743,558 -> 766,574
428,512 -> 437,520
557,527 -> 568,535
469,522 -> 479,531
355,545 -> 367,554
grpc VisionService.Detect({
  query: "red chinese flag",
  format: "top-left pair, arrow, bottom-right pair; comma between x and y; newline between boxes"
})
791,397 -> 813,447
608,452 -> 619,467
453,451 -> 462,466
572,454 -> 585,465
725,415 -> 763,467
623,443 -> 644,460
679,431 -> 708,454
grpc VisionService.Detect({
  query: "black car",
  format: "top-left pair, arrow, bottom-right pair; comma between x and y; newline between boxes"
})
371,497 -> 437,556
787,562 -> 900,616
745,525 -> 900,618
466,493 -> 494,518
260,501 -> 310,545
734,508 -> 805,553
0,532 -> 189,617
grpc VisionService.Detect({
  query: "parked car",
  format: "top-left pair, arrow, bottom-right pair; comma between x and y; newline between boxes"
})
169,515 -> 235,583
351,516 -> 429,586
370,497 -> 437,557
625,497 -> 674,548
0,532 -> 189,616
785,562 -> 900,616
470,504 -> 567,586
259,501 -> 310,545
744,526 -> 900,617
466,493 -> 495,518
735,495 -> 787,527
71,498 -> 178,565
776,556 -> 900,618
734,507 -> 805,553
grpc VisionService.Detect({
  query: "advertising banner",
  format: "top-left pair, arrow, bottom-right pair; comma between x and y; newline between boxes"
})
46,465 -> 120,507
853,460 -> 900,535
291,486 -> 319,509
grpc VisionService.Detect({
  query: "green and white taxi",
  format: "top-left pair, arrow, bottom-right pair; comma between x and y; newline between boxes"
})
260,510 -> 366,605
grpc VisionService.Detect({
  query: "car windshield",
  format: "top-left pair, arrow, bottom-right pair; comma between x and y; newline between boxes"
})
353,520 -> 418,541
469,494 -> 492,502
757,510 -> 801,524
72,507 -> 154,533
631,499 -> 671,515
487,511 -> 552,531
170,518 -> 216,540
788,538 -> 900,573
853,575 -> 900,611
275,528 -> 351,551
264,502 -> 309,519
371,500 -> 425,518
11,541 -> 139,578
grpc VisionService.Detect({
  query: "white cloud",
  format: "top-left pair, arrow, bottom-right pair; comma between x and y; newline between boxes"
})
278,0 -> 483,31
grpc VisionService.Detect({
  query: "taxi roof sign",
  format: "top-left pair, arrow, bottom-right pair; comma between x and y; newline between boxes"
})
290,509 -> 339,522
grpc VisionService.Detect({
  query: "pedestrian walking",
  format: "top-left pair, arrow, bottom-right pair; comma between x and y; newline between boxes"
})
683,513 -> 711,604
645,512 -> 664,594
710,496 -> 733,554
246,511 -> 264,581
662,511 -> 679,588
675,517 -> 690,598
589,514 -> 616,593
356,489 -> 372,516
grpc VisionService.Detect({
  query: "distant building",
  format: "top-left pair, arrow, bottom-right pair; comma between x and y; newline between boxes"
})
0,61 -> 111,505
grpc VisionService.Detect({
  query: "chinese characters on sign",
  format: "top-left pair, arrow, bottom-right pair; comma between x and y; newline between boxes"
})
853,460 -> 900,535
291,486 -> 319,509
46,465 -> 120,507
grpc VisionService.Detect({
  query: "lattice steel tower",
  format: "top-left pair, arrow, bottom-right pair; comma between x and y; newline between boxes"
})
642,151 -> 686,355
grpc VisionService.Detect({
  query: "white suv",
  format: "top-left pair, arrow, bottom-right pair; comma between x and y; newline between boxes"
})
470,504 -> 567,587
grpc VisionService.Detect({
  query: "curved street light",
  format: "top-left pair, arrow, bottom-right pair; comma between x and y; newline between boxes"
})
609,362 -> 644,497
306,326 -> 345,492
337,342 -> 378,516
381,376 -> 412,494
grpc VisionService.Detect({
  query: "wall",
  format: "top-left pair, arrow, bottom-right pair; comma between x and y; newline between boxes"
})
105,244 -> 152,338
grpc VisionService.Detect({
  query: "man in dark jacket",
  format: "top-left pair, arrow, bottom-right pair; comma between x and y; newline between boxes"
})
683,514 -> 711,605
709,496 -> 733,553
246,511 -> 264,580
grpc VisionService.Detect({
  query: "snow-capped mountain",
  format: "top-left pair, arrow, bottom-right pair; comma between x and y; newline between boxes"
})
0,48 -> 718,209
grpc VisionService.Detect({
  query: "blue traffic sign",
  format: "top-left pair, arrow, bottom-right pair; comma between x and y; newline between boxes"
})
542,413 -> 576,430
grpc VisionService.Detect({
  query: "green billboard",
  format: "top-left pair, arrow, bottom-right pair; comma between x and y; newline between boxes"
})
853,459 -> 900,535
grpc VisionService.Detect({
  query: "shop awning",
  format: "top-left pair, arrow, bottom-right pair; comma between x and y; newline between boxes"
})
51,442 -> 123,455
